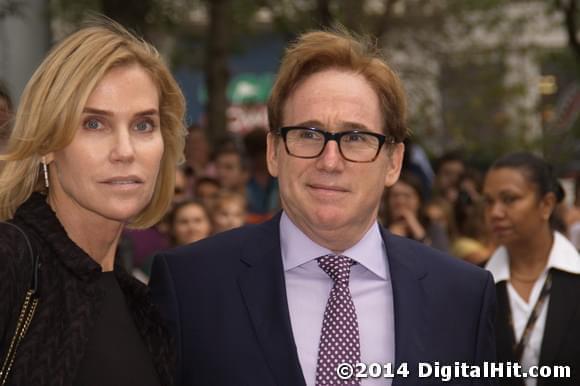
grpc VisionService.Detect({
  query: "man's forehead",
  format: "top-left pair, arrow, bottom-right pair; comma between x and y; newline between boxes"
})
294,119 -> 371,132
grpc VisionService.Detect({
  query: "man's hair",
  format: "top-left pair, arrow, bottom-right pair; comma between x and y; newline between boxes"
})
267,28 -> 408,142
0,18 -> 186,227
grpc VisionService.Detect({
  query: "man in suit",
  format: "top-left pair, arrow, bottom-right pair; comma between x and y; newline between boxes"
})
150,29 -> 497,386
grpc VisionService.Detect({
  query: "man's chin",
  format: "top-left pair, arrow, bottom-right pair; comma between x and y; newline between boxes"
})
310,209 -> 350,230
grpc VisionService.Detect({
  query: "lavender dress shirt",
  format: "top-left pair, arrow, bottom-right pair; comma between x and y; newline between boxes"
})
280,212 -> 395,386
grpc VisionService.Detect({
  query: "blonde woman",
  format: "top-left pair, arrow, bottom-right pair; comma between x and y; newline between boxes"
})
0,20 -> 185,386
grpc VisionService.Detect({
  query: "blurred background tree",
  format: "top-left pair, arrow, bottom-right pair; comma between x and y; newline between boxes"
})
16,0 -> 578,170
556,0 -> 580,62
0,0 -> 24,19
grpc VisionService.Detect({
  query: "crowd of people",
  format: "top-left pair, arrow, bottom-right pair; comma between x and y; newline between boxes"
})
383,150 -> 580,264
2,32 -> 579,285
1,16 -> 580,386
114,124 -> 580,284
117,124 -> 281,279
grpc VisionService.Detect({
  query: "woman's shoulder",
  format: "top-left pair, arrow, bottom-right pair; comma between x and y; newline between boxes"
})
0,221 -> 25,250
551,232 -> 580,276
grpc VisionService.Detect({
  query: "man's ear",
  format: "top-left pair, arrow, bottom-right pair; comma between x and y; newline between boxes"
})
384,142 -> 404,187
266,132 -> 280,178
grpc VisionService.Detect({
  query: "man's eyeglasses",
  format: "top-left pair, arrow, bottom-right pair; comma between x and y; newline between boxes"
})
276,126 -> 396,163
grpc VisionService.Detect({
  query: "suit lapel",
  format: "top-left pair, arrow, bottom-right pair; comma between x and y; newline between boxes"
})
539,270 -> 580,366
381,229 -> 428,384
237,214 -> 306,386
236,221 -> 436,386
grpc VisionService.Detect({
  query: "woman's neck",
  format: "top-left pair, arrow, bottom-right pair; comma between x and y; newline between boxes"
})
47,194 -> 124,272
507,228 -> 553,280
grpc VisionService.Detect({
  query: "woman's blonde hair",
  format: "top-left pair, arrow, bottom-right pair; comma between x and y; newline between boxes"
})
0,19 -> 186,228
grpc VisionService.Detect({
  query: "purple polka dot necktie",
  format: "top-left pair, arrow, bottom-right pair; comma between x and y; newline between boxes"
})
315,254 -> 361,386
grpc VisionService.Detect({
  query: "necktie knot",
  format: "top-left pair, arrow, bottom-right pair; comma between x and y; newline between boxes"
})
317,254 -> 353,285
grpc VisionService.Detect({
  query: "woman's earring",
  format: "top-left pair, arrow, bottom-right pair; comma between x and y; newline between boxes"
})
42,157 -> 49,189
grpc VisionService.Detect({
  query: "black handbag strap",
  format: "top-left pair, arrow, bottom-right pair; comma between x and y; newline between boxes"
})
0,221 -> 41,385
1,221 -> 40,296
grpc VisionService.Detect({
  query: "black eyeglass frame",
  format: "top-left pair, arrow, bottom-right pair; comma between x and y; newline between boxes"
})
276,126 -> 397,163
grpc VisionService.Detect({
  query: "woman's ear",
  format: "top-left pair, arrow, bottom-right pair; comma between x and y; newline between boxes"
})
540,192 -> 557,221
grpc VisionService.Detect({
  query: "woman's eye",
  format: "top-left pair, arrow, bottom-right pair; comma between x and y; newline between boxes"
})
502,195 -> 516,204
135,120 -> 155,132
84,118 -> 103,130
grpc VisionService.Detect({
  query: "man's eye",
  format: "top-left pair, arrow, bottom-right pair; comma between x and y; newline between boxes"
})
344,133 -> 366,142
299,131 -> 318,140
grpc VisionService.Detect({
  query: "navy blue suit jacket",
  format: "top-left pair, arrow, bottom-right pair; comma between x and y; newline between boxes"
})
149,213 -> 497,385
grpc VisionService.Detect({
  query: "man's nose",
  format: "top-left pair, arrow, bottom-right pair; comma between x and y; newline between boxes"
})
315,140 -> 344,172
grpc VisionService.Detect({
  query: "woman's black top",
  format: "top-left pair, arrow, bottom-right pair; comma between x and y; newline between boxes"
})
0,193 -> 175,386
73,272 -> 161,386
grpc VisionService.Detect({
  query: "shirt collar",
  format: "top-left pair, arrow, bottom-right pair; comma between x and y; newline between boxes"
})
279,211 -> 389,280
486,232 -> 580,283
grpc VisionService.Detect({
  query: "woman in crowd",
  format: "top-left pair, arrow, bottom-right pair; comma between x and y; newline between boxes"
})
424,197 -> 456,241
194,176 -> 221,209
381,171 -> 449,251
0,20 -> 185,386
451,169 -> 494,265
212,191 -> 247,234
483,152 -> 580,386
168,199 -> 212,246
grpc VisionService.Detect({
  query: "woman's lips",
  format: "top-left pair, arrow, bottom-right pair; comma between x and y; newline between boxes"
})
100,176 -> 144,191
491,225 -> 512,236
